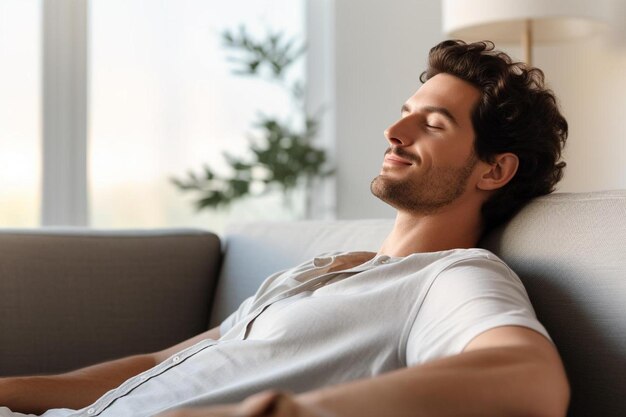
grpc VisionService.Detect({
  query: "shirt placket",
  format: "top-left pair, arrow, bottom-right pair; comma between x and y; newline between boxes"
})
235,257 -> 384,340
74,339 -> 219,417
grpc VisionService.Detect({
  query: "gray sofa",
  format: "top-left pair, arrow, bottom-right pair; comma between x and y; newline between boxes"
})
0,191 -> 624,417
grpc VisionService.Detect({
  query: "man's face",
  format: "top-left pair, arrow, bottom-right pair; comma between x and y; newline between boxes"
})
371,73 -> 482,214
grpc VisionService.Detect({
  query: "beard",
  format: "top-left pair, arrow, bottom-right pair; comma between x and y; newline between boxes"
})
370,148 -> 478,214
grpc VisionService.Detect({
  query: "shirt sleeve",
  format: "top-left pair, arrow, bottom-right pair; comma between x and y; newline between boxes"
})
405,256 -> 551,366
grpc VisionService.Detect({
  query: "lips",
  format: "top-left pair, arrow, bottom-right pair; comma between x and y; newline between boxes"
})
384,154 -> 413,165
384,147 -> 419,165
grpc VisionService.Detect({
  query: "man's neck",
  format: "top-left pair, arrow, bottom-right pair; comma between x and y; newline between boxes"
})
377,202 -> 483,257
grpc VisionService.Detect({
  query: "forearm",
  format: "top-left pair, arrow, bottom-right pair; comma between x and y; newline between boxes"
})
299,346 -> 569,417
0,353 -> 156,414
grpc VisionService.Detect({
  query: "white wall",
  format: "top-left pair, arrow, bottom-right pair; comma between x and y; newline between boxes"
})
331,0 -> 626,220
534,39 -> 626,193
333,0 -> 443,219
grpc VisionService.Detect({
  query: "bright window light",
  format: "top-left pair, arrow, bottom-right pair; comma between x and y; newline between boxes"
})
89,0 -> 305,231
0,0 -> 41,227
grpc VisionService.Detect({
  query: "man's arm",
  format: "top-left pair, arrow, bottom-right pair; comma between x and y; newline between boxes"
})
0,326 -> 220,415
159,326 -> 569,417
296,326 -> 569,417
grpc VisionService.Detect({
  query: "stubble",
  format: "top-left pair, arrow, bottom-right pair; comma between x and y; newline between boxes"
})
370,149 -> 478,215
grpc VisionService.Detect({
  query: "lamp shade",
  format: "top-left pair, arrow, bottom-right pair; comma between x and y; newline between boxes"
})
443,0 -> 611,43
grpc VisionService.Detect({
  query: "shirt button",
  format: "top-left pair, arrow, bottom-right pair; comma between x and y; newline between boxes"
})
314,256 -> 334,267
172,355 -> 181,363
87,408 -> 95,415
140,375 -> 147,381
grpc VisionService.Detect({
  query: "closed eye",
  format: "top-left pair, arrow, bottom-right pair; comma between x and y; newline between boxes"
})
426,117 -> 445,130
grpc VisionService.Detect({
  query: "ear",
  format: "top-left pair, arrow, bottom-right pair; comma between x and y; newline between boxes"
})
477,153 -> 519,191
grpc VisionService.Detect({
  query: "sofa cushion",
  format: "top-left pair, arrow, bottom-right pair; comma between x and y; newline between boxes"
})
0,229 -> 221,376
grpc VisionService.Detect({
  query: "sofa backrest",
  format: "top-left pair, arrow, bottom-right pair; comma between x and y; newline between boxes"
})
480,191 -> 626,417
0,229 -> 221,376
213,190 -> 626,417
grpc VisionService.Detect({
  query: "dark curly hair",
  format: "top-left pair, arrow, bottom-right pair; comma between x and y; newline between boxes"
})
420,40 -> 568,232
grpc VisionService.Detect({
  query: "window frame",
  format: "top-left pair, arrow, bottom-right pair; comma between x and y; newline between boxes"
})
41,0 -> 89,226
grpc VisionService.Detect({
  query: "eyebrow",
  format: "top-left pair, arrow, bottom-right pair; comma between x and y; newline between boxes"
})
401,104 -> 459,127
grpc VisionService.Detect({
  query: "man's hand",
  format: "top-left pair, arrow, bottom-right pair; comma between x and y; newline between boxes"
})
157,391 -> 333,417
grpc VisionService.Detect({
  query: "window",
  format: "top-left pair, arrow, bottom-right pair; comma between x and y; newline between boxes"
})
0,0 -> 41,227
0,0 -> 326,230
88,0 -> 306,230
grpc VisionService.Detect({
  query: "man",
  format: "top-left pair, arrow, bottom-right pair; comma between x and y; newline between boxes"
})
0,40 -> 570,417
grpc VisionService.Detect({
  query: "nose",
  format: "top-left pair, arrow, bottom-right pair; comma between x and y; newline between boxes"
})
384,115 -> 416,147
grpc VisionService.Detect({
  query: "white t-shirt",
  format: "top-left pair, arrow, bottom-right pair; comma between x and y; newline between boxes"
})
220,248 -> 550,367
1,249 -> 550,417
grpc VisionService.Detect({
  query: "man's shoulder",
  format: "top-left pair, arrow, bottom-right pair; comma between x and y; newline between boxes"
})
435,247 -> 506,266
401,247 -> 507,271
388,248 -> 519,288
419,248 -> 522,289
